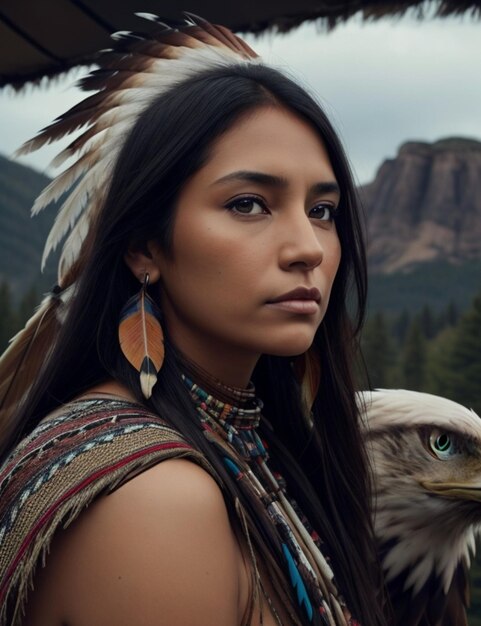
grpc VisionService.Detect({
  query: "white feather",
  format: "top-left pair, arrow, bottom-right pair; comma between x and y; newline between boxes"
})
57,214 -> 90,282
31,151 -> 93,216
49,126 -> 109,169
134,12 -> 161,21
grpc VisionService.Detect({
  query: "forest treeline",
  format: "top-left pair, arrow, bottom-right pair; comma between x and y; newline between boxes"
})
360,293 -> 481,416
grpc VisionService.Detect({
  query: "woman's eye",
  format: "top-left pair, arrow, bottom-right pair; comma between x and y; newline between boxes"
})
309,204 -> 336,221
225,197 -> 267,215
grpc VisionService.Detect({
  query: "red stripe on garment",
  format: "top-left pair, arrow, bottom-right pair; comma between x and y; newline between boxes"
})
0,441 -> 191,600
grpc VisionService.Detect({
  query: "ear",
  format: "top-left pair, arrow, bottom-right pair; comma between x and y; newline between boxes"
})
124,242 -> 162,284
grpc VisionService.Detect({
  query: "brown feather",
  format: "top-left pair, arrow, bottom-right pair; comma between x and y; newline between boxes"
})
215,24 -> 260,58
152,27 -> 206,49
52,124 -> 103,166
93,51 -> 153,72
78,70 -> 147,94
184,13 -> 258,58
0,296 -> 62,438
118,289 -> 164,399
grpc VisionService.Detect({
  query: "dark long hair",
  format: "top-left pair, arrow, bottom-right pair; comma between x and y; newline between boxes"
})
2,65 -> 387,624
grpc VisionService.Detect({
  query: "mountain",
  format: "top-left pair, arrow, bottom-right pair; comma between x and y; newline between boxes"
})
362,137 -> 481,274
362,138 -> 481,313
0,154 -> 58,300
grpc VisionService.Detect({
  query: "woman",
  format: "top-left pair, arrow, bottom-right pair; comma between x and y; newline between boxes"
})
0,15 -> 388,626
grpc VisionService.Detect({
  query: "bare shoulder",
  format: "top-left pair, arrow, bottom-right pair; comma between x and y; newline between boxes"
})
25,459 -> 243,626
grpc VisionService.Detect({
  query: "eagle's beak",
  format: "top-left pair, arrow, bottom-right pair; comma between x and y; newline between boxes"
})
421,480 -> 481,502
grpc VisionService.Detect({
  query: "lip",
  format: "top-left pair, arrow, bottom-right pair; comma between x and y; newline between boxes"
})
266,287 -> 321,315
268,287 -> 321,304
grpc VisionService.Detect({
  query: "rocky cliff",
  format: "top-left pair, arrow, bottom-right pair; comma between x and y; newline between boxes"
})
362,138 -> 481,274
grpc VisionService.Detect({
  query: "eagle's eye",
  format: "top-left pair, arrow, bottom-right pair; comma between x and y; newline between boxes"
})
429,430 -> 456,460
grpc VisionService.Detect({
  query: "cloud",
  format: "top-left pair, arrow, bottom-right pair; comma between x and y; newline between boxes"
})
0,68 -> 88,175
245,15 -> 481,183
1,15 -> 480,184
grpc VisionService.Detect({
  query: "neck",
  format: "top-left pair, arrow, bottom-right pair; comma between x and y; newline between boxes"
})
167,326 -> 258,388
179,352 -> 255,404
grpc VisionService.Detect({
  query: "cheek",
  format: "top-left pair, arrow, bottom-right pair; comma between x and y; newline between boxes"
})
170,222 -> 228,284
170,213 -> 268,289
160,232 -> 251,317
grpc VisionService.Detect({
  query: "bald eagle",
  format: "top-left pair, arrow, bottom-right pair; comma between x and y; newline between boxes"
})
359,389 -> 481,626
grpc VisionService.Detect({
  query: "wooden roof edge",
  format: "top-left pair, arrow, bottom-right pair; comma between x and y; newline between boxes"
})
0,57 -> 98,92
1,0 -> 480,90
235,0 -> 481,34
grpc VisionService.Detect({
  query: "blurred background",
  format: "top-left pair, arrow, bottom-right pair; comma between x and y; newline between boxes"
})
0,1 -> 480,620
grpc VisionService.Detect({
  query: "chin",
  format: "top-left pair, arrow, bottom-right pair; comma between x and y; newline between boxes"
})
261,335 -> 316,358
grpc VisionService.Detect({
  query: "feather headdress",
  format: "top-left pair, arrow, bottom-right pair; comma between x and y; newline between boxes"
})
17,13 -> 260,281
0,13 -> 259,431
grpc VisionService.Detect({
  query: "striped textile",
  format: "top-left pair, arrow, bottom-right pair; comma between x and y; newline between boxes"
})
0,398 -> 215,626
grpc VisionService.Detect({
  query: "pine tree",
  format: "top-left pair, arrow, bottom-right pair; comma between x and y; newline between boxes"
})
435,299 -> 459,335
401,319 -> 427,390
446,299 -> 459,327
419,304 -> 437,340
425,325 -> 457,396
441,293 -> 481,414
17,285 -> 40,328
392,309 -> 411,345
360,312 -> 395,388
0,281 -> 16,354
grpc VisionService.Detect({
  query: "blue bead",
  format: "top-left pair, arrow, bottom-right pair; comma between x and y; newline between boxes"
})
223,456 -> 242,478
282,543 -> 314,621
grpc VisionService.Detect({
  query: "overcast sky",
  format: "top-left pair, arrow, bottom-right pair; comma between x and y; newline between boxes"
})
1,11 -> 480,185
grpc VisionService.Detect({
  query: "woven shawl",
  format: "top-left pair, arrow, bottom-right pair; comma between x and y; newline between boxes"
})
0,397 -> 217,626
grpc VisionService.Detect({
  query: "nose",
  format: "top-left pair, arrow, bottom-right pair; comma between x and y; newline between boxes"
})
278,211 -> 324,271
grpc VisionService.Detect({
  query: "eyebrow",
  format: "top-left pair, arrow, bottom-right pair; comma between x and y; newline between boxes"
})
212,170 -> 340,196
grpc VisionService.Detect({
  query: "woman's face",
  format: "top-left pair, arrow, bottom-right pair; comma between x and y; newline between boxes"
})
150,106 -> 342,384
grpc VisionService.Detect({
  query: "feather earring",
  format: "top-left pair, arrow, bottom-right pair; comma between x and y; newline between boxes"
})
118,274 -> 164,399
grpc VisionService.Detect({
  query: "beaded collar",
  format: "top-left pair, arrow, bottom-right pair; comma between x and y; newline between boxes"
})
181,364 -> 267,461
